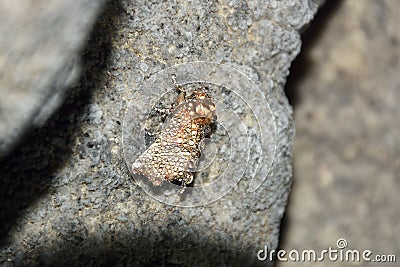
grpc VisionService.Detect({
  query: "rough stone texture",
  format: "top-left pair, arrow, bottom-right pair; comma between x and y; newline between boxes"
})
0,0 -> 322,266
280,1 -> 400,266
0,0 -> 106,157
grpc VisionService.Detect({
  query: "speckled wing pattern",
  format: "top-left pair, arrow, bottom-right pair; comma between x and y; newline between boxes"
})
132,88 -> 216,187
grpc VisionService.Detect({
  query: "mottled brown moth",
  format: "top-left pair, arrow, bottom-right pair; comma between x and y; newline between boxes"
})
132,84 -> 216,188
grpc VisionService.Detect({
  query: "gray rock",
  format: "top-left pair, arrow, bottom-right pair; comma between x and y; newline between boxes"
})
280,1 -> 400,266
0,0 -> 106,157
0,0 -> 323,266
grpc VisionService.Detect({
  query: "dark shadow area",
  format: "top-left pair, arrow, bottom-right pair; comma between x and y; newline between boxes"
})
0,1 -> 123,244
278,0 -> 344,260
284,0 -> 344,108
30,226 -> 269,267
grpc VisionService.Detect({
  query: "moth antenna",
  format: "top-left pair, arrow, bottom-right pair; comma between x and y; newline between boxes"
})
171,74 -> 186,106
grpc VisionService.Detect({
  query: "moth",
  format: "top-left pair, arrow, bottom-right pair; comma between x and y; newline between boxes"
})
132,84 -> 216,188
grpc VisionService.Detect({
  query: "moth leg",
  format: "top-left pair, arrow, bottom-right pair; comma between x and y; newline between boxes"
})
178,172 -> 194,194
153,106 -> 171,120
184,172 -> 194,185
203,125 -> 211,135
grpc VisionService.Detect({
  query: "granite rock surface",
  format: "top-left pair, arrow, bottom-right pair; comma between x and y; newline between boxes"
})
0,0 -> 106,157
0,0 -> 323,265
